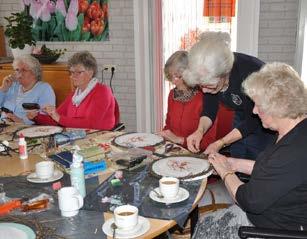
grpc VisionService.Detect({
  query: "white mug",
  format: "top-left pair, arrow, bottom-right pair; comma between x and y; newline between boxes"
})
58,187 -> 84,217
159,177 -> 179,199
35,161 -> 54,179
114,205 -> 139,230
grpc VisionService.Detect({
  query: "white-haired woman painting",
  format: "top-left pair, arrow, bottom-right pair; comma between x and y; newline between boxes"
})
185,31 -> 274,160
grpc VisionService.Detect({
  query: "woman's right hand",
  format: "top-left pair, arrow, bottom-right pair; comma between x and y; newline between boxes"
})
43,105 -> 60,122
187,130 -> 203,153
0,74 -> 15,92
26,110 -> 39,120
204,139 -> 224,154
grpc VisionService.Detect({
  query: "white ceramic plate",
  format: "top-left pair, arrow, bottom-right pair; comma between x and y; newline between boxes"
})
27,169 -> 64,183
0,222 -> 35,239
102,216 -> 150,239
149,187 -> 189,204
151,156 -> 212,180
113,132 -> 164,148
17,126 -> 63,138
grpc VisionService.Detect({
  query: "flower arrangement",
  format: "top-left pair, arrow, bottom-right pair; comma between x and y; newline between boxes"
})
22,0 -> 109,42
32,44 -> 67,64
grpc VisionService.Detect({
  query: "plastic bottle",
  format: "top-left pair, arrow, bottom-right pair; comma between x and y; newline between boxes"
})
18,134 -> 28,160
70,151 -> 86,197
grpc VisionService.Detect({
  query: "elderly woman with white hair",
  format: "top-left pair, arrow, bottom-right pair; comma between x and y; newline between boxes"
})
0,55 -> 55,124
192,62 -> 307,238
185,31 -> 274,159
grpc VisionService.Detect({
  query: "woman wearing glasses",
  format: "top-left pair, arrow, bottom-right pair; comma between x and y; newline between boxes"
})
0,55 -> 55,124
29,51 -> 117,130
159,50 -> 233,151
185,31 -> 274,159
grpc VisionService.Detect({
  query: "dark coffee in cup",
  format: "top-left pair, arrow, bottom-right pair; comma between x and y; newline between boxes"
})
162,180 -> 176,185
118,211 -> 134,216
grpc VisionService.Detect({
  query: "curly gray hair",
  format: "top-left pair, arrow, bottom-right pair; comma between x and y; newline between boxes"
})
68,51 -> 98,76
12,55 -> 42,81
183,31 -> 234,87
243,62 -> 307,118
164,51 -> 188,82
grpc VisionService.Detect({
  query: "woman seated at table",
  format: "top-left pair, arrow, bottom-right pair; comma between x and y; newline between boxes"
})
193,62 -> 307,238
29,51 -> 116,130
159,50 -> 233,151
0,55 -> 55,124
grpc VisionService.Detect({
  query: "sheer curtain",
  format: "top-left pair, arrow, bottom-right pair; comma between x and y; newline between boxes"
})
161,0 -> 237,126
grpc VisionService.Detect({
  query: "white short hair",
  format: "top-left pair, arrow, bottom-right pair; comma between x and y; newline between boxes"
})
183,31 -> 234,87
243,62 -> 307,118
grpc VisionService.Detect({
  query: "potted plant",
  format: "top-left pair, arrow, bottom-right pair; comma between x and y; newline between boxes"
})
4,11 -> 36,58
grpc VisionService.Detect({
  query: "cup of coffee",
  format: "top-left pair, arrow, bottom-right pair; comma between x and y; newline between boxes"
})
159,177 -> 179,199
35,161 -> 54,179
114,205 -> 139,230
58,187 -> 84,217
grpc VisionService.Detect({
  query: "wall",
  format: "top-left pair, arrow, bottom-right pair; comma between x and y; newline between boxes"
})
258,0 -> 299,66
0,0 -> 137,131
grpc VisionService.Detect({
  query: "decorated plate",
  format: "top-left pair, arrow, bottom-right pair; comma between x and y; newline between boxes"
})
150,156 -> 213,181
16,126 -> 63,138
112,132 -> 164,148
0,222 -> 35,239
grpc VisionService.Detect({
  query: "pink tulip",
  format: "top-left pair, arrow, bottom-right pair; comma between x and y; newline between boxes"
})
55,0 -> 67,17
29,0 -> 55,22
65,0 -> 78,31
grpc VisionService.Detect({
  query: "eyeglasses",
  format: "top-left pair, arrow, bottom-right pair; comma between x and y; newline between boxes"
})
14,68 -> 30,74
167,74 -> 182,81
69,70 -> 86,76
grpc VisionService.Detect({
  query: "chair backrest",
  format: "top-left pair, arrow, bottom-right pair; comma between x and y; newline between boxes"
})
112,99 -> 125,131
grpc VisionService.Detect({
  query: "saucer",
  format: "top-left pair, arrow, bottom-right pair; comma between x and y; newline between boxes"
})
102,216 -> 150,239
0,222 -> 35,239
27,169 -> 64,183
149,187 -> 189,204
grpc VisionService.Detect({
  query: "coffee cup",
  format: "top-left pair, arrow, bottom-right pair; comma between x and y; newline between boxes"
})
159,177 -> 179,199
35,161 -> 54,179
114,205 -> 138,230
58,187 -> 84,217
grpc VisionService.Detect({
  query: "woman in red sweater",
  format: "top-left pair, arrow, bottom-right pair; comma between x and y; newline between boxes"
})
159,51 -> 233,151
28,51 -> 116,130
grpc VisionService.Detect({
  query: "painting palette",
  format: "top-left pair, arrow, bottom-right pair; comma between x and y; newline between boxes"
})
150,156 -> 213,181
112,132 -> 164,148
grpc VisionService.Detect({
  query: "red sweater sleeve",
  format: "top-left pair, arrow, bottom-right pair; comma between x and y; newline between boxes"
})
58,84 -> 116,130
163,90 -> 173,131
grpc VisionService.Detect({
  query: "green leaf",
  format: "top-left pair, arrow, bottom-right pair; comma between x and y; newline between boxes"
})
81,31 -> 91,41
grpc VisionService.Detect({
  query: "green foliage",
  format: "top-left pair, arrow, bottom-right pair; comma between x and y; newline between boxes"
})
4,11 -> 36,49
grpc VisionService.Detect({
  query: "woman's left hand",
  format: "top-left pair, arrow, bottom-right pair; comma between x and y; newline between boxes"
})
208,153 -> 232,178
43,105 -> 60,122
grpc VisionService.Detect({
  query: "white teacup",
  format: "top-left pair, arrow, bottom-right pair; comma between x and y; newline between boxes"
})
58,187 -> 84,217
159,177 -> 179,199
35,161 -> 54,179
114,205 -> 139,230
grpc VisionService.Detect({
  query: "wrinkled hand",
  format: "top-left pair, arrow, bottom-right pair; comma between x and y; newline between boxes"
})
43,105 -> 60,122
208,153 -> 232,177
204,140 -> 224,155
0,74 -> 15,92
158,129 -> 184,145
187,130 -> 203,153
26,110 -> 39,120
6,113 -> 23,123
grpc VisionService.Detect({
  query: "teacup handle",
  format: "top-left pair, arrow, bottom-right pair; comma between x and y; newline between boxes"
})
73,194 -> 84,209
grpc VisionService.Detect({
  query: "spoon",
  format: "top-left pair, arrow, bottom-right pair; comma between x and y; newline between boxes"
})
153,189 -> 164,199
111,222 -> 117,239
